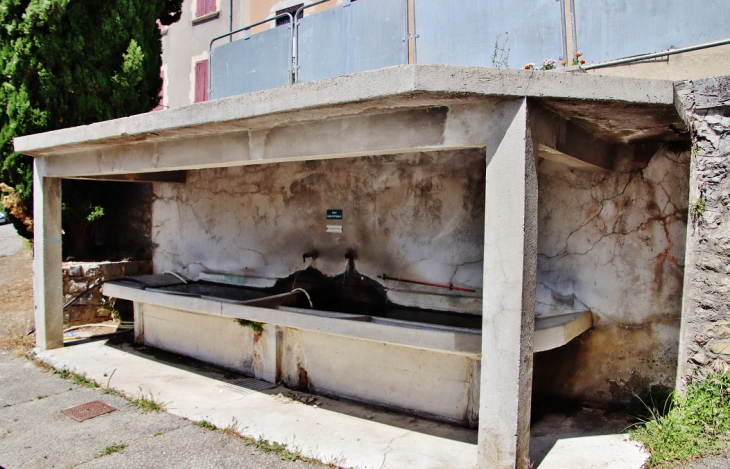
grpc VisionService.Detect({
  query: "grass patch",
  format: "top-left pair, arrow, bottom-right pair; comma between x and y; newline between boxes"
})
101,444 -> 127,455
193,420 -> 218,430
631,372 -> 730,467
129,389 -> 165,412
245,437 -> 305,462
36,395 -> 48,400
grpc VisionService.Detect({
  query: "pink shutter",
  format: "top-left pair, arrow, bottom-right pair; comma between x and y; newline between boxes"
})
195,60 -> 209,103
197,0 -> 215,16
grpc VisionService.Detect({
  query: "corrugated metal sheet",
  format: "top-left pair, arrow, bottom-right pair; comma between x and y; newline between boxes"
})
415,0 -> 564,69
210,25 -> 293,100
297,0 -> 408,84
575,0 -> 730,63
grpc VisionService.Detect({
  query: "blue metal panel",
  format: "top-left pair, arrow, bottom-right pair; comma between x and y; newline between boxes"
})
575,0 -> 730,63
210,25 -> 292,100
415,0 -> 564,69
297,0 -> 408,84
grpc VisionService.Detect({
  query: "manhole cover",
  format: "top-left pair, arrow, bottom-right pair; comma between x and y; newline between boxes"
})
223,378 -> 277,395
61,400 -> 116,422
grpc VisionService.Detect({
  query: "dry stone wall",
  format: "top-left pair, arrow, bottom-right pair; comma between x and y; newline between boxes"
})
676,76 -> 730,383
62,260 -> 152,325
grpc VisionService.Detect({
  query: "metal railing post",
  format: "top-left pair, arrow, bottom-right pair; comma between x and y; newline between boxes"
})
208,12 -> 293,100
293,0 -> 334,84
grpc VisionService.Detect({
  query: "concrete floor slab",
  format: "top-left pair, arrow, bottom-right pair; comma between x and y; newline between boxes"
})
35,339 -> 649,469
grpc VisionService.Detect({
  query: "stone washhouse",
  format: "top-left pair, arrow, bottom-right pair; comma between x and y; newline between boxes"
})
18,66 -> 713,467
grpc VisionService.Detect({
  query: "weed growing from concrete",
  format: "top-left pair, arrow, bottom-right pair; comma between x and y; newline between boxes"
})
101,444 -> 127,455
36,395 -> 48,400
130,388 -> 165,412
691,196 -> 707,218
101,387 -> 123,397
193,420 -> 218,430
631,372 -> 730,467
45,365 -> 99,389
189,416 -> 351,467
235,319 -> 264,334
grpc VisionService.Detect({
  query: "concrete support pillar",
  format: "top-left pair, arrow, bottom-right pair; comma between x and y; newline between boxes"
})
33,158 -> 64,350
478,99 -> 537,469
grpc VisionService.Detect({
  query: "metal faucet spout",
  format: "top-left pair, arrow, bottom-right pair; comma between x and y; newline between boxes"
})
344,249 -> 356,261
302,251 -> 318,263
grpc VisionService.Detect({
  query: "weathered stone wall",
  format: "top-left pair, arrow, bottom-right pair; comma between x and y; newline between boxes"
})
151,150 -> 486,294
675,76 -> 730,384
63,260 -> 152,325
534,145 -> 690,403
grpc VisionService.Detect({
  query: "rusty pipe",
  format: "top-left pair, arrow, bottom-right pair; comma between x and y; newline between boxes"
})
378,273 -> 476,293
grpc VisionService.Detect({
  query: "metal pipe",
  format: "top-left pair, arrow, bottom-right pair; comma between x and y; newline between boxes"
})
378,273 -> 477,293
208,12 -> 293,99
582,37 -> 730,70
559,0 -> 567,63
293,0 -> 333,83
407,0 -> 415,64
229,0 -> 233,43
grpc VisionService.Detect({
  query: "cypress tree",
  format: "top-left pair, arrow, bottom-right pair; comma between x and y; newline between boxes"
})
0,0 -> 182,246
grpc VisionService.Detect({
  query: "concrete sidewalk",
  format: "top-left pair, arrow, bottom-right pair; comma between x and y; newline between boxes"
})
14,337 -> 647,469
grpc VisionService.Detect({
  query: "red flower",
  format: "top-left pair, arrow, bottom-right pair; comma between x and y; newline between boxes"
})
580,59 -> 585,64
575,52 -> 582,57
524,64 -> 530,69
561,60 -> 567,66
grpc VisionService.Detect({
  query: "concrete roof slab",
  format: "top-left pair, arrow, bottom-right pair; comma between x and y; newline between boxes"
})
14,65 -> 678,157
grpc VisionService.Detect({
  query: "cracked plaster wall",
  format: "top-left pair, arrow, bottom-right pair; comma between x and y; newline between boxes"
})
533,145 -> 690,403
675,76 -> 730,384
151,149 -> 486,298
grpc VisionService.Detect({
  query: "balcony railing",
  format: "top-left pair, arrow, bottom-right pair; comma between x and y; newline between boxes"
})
209,0 -> 730,101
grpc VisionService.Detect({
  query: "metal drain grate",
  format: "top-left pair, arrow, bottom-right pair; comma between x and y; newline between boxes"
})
61,400 -> 116,422
222,378 -> 277,395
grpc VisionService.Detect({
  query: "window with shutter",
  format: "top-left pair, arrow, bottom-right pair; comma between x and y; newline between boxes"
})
195,60 -> 208,103
196,0 -> 216,18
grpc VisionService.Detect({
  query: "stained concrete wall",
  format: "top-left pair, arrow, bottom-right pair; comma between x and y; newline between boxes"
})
533,146 -> 690,403
151,150 -> 486,295
137,303 -> 479,424
675,76 -> 730,384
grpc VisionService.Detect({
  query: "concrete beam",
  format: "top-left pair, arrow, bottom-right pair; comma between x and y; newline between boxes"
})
33,159 -> 64,350
479,99 -> 537,468
530,105 -> 615,172
72,171 -> 187,183
40,103 -> 513,177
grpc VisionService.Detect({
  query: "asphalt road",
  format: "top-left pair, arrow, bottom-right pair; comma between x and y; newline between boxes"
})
0,224 -> 25,258
0,352 -> 319,469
